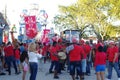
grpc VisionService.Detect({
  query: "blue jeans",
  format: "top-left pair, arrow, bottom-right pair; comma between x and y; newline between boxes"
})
29,62 -> 38,80
107,62 -> 120,79
81,59 -> 86,73
69,61 -> 82,75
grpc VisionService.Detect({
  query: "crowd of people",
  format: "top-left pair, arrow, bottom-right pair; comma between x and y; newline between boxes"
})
0,37 -> 120,80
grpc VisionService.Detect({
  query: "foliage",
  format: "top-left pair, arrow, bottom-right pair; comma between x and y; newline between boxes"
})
53,0 -> 120,40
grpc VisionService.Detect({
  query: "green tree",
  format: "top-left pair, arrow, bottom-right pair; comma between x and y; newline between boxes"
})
53,0 -> 119,40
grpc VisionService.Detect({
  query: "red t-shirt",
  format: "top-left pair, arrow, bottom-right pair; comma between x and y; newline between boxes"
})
49,46 -> 58,61
107,46 -> 119,62
82,44 -> 91,59
94,52 -> 106,67
4,45 -> 14,57
69,44 -> 84,61
14,49 -> 20,59
41,46 -> 47,56
56,44 -> 61,52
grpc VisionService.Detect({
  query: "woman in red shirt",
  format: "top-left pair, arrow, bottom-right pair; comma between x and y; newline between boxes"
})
94,46 -> 106,80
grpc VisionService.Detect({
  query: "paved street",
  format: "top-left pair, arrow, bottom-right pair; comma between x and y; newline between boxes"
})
0,61 -> 118,80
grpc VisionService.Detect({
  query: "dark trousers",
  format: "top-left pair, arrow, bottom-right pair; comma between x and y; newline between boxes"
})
5,56 -> 18,74
86,61 -> 91,74
49,61 -> 59,72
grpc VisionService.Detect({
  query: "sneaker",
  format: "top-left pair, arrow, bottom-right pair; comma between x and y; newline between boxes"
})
0,73 -> 6,75
8,73 -> 11,75
49,71 -> 54,73
15,72 -> 20,75
86,73 -> 90,76
54,76 -> 59,79
75,76 -> 79,79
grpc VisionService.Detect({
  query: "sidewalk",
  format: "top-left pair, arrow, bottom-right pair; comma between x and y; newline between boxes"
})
0,61 -> 118,80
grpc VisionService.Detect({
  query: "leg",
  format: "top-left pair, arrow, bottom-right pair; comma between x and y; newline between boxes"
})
81,59 -> 86,79
70,62 -> 75,80
107,62 -> 113,79
49,61 -> 54,73
100,71 -> 105,80
12,57 -> 18,74
29,62 -> 38,80
113,62 -> 120,78
22,71 -> 27,80
86,61 -> 91,75
71,75 -> 75,80
54,61 -> 59,79
96,72 -> 100,80
6,57 -> 11,75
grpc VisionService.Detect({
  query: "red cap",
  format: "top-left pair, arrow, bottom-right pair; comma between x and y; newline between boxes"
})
109,42 -> 114,45
80,40 -> 85,44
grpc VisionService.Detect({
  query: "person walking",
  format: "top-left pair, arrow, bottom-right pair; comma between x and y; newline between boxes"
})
106,41 -> 120,80
68,41 -> 84,80
94,46 -> 106,80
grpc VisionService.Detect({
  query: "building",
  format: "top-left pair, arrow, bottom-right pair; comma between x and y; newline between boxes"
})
0,12 -> 9,44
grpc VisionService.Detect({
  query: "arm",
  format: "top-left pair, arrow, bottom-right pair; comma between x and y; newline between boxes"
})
113,52 -> 118,63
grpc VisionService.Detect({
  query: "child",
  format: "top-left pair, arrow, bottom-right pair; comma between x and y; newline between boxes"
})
20,51 -> 29,80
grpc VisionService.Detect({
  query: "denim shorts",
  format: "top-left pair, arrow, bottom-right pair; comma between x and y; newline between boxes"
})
69,61 -> 82,75
96,65 -> 106,72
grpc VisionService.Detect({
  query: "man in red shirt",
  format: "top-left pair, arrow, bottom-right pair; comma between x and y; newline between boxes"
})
106,41 -> 120,80
4,42 -> 18,75
84,41 -> 92,76
69,42 -> 84,80
79,40 -> 87,79
49,41 -> 59,79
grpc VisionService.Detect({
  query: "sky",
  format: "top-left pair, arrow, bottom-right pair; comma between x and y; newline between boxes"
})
0,0 -> 77,27
0,0 -> 77,39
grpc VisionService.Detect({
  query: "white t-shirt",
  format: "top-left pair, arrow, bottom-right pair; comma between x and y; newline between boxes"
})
28,52 -> 42,63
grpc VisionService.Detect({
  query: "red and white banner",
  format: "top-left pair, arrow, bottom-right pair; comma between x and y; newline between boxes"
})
41,29 -> 50,43
24,16 -> 37,39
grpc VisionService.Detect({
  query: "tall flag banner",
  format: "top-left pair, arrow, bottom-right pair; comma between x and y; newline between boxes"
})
24,16 -> 37,39
41,29 -> 50,43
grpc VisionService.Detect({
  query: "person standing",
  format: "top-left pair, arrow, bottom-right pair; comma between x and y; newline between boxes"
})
28,42 -> 42,80
4,42 -> 18,75
20,50 -> 29,80
68,41 -> 84,80
14,45 -> 21,73
49,41 -> 60,79
106,41 -> 120,80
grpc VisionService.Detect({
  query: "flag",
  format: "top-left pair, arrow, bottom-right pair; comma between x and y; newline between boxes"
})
24,16 -> 37,39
